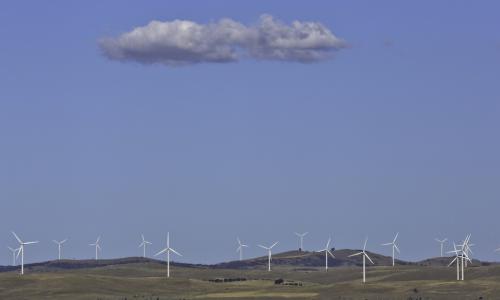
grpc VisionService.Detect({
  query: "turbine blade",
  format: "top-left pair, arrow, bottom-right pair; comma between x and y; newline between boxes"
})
448,257 -> 457,267
394,244 -> 400,253
348,252 -> 363,257
365,252 -> 375,264
11,232 -> 22,244
363,238 -> 368,251
257,245 -> 268,250
270,241 -> 279,249
24,241 -> 39,245
169,248 -> 182,256
327,250 -> 335,258
155,248 -> 168,256
393,232 -> 399,243
381,242 -> 392,246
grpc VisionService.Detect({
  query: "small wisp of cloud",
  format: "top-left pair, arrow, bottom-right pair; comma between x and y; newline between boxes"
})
98,14 -> 347,66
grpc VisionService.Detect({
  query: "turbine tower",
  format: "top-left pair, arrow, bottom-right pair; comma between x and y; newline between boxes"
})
294,232 -> 308,251
348,238 -> 374,283
139,234 -> 152,258
12,232 -> 39,275
435,238 -> 448,257
381,232 -> 400,267
89,236 -> 101,260
317,237 -> 335,271
258,242 -> 279,272
155,232 -> 182,278
7,247 -> 19,266
53,239 -> 67,260
236,237 -> 248,261
448,242 -> 461,281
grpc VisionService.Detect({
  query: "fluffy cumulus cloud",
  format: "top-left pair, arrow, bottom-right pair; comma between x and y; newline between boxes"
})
99,15 -> 347,66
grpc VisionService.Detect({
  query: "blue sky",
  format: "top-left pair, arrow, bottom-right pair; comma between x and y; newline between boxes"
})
0,0 -> 499,265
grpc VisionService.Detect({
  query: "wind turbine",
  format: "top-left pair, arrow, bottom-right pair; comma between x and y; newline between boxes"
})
381,232 -> 400,267
435,238 -> 448,257
89,236 -> 101,260
7,247 -> 19,266
139,234 -> 152,258
258,242 -> 279,272
317,237 -> 335,271
53,239 -> 67,260
12,232 -> 39,275
459,234 -> 473,270
154,232 -> 182,278
448,238 -> 472,281
348,238 -> 374,283
236,237 -> 248,261
294,232 -> 308,251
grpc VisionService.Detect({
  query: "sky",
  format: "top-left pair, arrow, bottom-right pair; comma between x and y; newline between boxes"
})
0,0 -> 499,265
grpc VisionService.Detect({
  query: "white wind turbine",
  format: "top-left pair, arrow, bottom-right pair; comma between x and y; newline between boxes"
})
381,232 -> 400,267
236,237 -> 248,261
258,242 -> 279,272
294,232 -> 308,251
53,239 -> 67,260
435,238 -> 448,257
459,234 -> 473,271
12,232 -> 39,275
448,237 -> 472,281
317,237 -> 335,271
139,234 -> 152,258
348,238 -> 374,283
89,236 -> 101,260
155,232 -> 182,278
7,247 -> 19,266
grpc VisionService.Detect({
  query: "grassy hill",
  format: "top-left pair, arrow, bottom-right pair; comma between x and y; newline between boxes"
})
1,251 -> 498,299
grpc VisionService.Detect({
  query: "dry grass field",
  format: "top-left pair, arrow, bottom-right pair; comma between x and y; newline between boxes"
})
0,256 -> 497,299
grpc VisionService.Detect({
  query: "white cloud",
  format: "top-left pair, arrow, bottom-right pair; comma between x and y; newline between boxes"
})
99,15 -> 347,66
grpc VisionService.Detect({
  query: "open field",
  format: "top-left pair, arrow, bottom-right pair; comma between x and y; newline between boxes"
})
0,256 -> 497,299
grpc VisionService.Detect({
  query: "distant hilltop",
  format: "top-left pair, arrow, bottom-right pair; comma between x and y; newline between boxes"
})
1,249 -> 495,273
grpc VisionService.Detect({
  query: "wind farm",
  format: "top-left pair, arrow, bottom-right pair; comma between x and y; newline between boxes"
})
1,0 -> 499,299
2,231 -> 500,299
